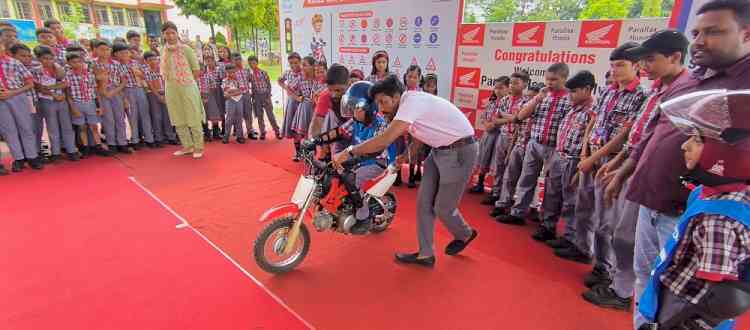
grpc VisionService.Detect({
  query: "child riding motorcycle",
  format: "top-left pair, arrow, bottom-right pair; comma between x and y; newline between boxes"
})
304,80 -> 399,235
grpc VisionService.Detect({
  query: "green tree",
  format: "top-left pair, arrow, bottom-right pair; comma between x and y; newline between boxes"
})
60,2 -> 84,40
173,0 -> 224,37
640,0 -> 663,16
579,0 -> 636,19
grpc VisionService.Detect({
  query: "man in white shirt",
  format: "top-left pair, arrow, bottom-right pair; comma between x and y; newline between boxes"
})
333,75 -> 479,267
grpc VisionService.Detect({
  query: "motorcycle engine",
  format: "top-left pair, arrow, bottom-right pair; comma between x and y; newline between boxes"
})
312,210 -> 335,232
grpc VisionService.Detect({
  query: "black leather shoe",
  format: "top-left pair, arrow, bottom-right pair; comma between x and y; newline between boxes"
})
554,246 -> 592,264
481,195 -> 499,205
0,164 -> 8,176
584,265 -> 612,288
249,131 -> 259,140
237,138 -> 246,144
260,133 -> 266,140
445,229 -> 478,255
118,146 -> 133,154
407,180 -> 417,188
395,252 -> 435,268
546,238 -> 573,249
67,152 -> 81,161
489,206 -> 509,217
496,214 -> 526,226
528,208 -> 541,223
30,157 -> 44,170
582,285 -> 632,311
531,226 -> 556,242
12,160 -> 24,172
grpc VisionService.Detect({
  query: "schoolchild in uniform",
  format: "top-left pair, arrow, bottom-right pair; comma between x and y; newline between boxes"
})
469,76 -> 509,194
403,65 -> 426,188
308,64 -> 351,161
113,42 -> 155,149
231,52 -> 256,140
247,55 -> 279,140
534,71 -> 596,245
366,50 -> 389,83
11,44 -> 44,158
0,40 -> 42,172
278,52 -> 303,156
143,51 -> 176,146
422,73 -> 438,95
35,28 -> 66,66
65,52 -> 112,157
221,63 -> 246,144
350,69 -> 364,83
32,45 -> 79,162
93,39 -> 130,154
556,43 -> 647,285
289,56 -> 323,161
484,72 -> 531,210
199,52 -> 223,141
494,63 -> 572,226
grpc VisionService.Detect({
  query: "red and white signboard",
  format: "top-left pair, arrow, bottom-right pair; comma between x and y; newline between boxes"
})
451,18 -> 668,129
278,0 -> 464,99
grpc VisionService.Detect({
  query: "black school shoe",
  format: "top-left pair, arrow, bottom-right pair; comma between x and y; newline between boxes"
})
237,137 -> 246,144
584,265 -> 612,288
118,146 -> 133,154
546,238 -> 573,249
0,164 -> 8,175
67,152 -> 81,161
496,214 -> 526,226
249,131 -> 259,140
582,285 -> 632,311
445,229 -> 478,255
394,252 -> 435,268
29,157 -> 44,170
12,160 -> 24,172
490,206 -> 509,217
531,226 -> 556,242
481,194 -> 499,206
554,246 -> 592,264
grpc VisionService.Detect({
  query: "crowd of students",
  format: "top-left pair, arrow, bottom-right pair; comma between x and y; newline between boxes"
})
0,19 -> 278,175
459,1 -> 750,328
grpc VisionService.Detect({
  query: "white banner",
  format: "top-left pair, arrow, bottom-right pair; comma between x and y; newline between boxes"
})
451,18 -> 669,129
277,0 -> 464,99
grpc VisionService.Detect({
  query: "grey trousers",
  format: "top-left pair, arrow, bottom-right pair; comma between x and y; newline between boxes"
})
38,99 -> 76,155
148,93 -> 176,142
573,155 -> 610,257
541,151 -> 580,243
0,94 -> 38,160
225,99 -> 245,139
608,179 -> 639,298
100,94 -> 128,147
241,93 -> 255,133
355,163 -> 386,220
125,87 -> 154,144
252,93 -> 279,135
31,112 -> 43,152
510,140 -> 554,217
496,142 -> 526,208
489,133 -> 512,196
417,142 -> 478,257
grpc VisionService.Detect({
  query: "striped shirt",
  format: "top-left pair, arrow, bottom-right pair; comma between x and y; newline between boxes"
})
588,79 -> 648,147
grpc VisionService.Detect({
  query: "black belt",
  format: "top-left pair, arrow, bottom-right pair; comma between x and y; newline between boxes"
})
436,136 -> 476,150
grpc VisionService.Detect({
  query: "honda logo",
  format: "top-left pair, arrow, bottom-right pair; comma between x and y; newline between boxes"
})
578,20 -> 622,48
455,67 -> 481,88
512,22 -> 545,47
459,24 -> 485,46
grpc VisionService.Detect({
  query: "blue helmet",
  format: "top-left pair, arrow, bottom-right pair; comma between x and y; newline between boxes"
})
341,81 -> 376,118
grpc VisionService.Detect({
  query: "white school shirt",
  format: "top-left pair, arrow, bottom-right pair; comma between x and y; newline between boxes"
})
393,91 -> 475,148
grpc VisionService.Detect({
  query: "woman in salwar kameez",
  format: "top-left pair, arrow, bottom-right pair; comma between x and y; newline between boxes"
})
160,21 -> 206,158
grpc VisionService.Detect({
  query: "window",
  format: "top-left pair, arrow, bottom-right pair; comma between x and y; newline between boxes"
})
14,0 -> 33,19
38,0 -> 54,21
57,1 -> 72,19
80,5 -> 92,23
95,5 -> 109,25
111,7 -> 125,26
126,9 -> 141,27
0,1 -> 10,17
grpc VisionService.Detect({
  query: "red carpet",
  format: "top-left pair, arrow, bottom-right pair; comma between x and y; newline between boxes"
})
0,158 -> 307,330
3,140 -> 748,330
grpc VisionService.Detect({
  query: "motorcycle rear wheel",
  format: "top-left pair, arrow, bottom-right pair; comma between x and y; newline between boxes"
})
253,216 -> 311,274
371,192 -> 397,233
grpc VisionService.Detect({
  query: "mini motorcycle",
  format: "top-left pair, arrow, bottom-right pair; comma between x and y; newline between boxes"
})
253,142 -> 398,274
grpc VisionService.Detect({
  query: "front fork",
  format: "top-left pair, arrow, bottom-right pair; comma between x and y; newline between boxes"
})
283,191 -> 314,255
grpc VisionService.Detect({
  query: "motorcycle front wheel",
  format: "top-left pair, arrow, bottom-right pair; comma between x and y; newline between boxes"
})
253,216 -> 311,274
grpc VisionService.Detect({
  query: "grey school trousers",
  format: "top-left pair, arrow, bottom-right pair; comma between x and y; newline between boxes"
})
417,141 -> 477,257
100,94 -> 129,147
38,98 -> 77,155
124,87 -> 153,144
509,140 -> 554,218
252,92 -> 279,135
541,151 -> 580,243
0,94 -> 38,160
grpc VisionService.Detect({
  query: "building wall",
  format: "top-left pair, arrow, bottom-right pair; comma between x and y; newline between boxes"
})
0,0 -> 168,40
